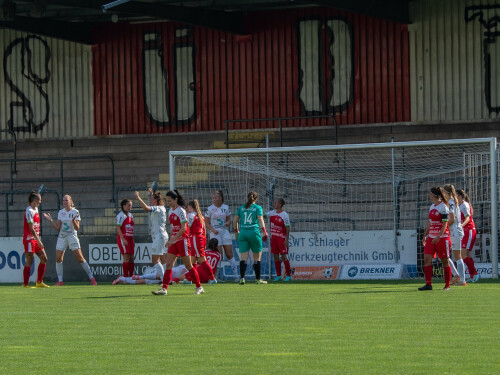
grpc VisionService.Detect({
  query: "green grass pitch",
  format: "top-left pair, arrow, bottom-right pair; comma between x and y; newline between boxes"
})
1,280 -> 499,375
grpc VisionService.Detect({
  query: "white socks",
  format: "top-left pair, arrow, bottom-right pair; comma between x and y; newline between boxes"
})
448,258 -> 458,276
121,277 -> 136,284
56,262 -> 63,282
81,261 -> 94,279
141,272 -> 157,280
229,257 -> 238,275
456,259 -> 466,281
154,263 -> 165,279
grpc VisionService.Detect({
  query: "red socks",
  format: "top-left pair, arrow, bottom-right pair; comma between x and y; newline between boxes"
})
423,265 -> 433,285
23,266 -> 30,286
444,266 -> 451,287
188,268 -> 201,288
274,261 -> 282,277
463,257 -> 477,276
200,261 -> 215,280
37,263 -> 46,283
123,262 -> 129,277
129,261 -> 135,276
162,269 -> 172,289
284,261 -> 291,276
123,261 -> 135,276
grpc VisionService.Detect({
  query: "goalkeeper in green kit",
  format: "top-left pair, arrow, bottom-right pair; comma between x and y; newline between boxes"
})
233,191 -> 269,285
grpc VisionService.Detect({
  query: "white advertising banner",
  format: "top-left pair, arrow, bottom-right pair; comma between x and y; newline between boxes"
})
287,230 -> 417,266
465,263 -> 499,279
88,243 -> 153,264
0,237 -> 39,283
339,264 -> 404,280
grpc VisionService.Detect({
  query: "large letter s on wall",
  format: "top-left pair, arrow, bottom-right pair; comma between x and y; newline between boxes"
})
4,35 -> 51,133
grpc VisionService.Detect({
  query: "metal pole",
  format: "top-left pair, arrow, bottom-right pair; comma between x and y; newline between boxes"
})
490,138 -> 498,278
169,154 -> 176,190
5,194 -> 9,236
265,134 -> 271,280
391,138 -> 399,263
102,0 -> 131,12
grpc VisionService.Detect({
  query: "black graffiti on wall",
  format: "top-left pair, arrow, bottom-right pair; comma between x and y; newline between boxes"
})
3,35 -> 51,133
142,28 -> 196,126
297,17 -> 354,115
465,5 -> 500,113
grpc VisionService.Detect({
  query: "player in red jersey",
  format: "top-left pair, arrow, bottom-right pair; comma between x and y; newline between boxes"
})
188,199 -> 217,284
116,199 -> 135,277
419,187 -> 452,291
457,189 -> 479,282
114,240 -> 222,285
152,190 -> 203,296
267,198 -> 292,282
22,191 -> 49,288
184,238 -> 221,283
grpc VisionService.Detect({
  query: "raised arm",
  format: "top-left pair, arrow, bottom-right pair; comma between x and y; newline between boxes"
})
135,191 -> 152,212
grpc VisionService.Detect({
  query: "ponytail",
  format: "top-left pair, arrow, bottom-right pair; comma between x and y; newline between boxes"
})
152,191 -> 164,206
189,199 -> 204,223
166,190 -> 186,208
28,191 -> 41,204
430,186 -> 448,205
121,199 -> 132,213
443,184 -> 459,207
245,191 -> 258,209
457,189 -> 473,216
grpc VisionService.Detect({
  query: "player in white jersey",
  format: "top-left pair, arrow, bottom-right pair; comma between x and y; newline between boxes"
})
112,264 -> 188,285
443,184 -> 466,286
135,188 -> 169,279
266,198 -> 292,281
44,195 -> 96,285
204,189 -> 238,277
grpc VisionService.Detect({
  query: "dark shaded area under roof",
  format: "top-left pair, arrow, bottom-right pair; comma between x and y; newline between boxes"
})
0,0 -> 410,43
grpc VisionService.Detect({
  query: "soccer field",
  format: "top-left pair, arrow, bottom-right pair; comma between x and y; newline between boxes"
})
1,280 -> 499,375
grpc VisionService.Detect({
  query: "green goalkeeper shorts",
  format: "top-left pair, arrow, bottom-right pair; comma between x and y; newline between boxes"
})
238,230 -> 262,253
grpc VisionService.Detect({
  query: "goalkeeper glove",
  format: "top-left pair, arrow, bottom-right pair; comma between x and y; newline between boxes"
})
261,228 -> 268,242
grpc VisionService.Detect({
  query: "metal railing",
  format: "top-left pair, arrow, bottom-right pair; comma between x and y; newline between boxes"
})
0,155 -> 115,205
0,129 -> 17,173
224,115 -> 337,148
0,189 -> 60,237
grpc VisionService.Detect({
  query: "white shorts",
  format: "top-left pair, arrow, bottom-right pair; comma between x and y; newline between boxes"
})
56,234 -> 81,251
450,234 -> 463,251
151,234 -> 168,255
209,227 -> 232,246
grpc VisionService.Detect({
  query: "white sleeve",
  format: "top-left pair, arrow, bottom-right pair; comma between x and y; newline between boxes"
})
116,212 -> 125,226
26,208 -> 34,223
187,212 -> 195,227
178,208 -> 188,223
283,212 -> 290,227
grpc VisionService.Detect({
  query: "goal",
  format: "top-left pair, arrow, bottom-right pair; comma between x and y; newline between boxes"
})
169,138 -> 498,280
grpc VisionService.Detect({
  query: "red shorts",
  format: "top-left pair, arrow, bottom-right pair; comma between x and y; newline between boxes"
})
117,236 -> 135,255
270,237 -> 288,255
189,235 -> 206,257
168,238 -> 191,258
23,239 -> 42,253
424,236 -> 451,259
461,228 -> 476,251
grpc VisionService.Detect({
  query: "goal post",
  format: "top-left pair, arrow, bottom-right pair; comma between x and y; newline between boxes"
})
169,138 -> 498,280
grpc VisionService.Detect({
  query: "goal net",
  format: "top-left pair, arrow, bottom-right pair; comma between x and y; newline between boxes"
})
169,138 -> 498,280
